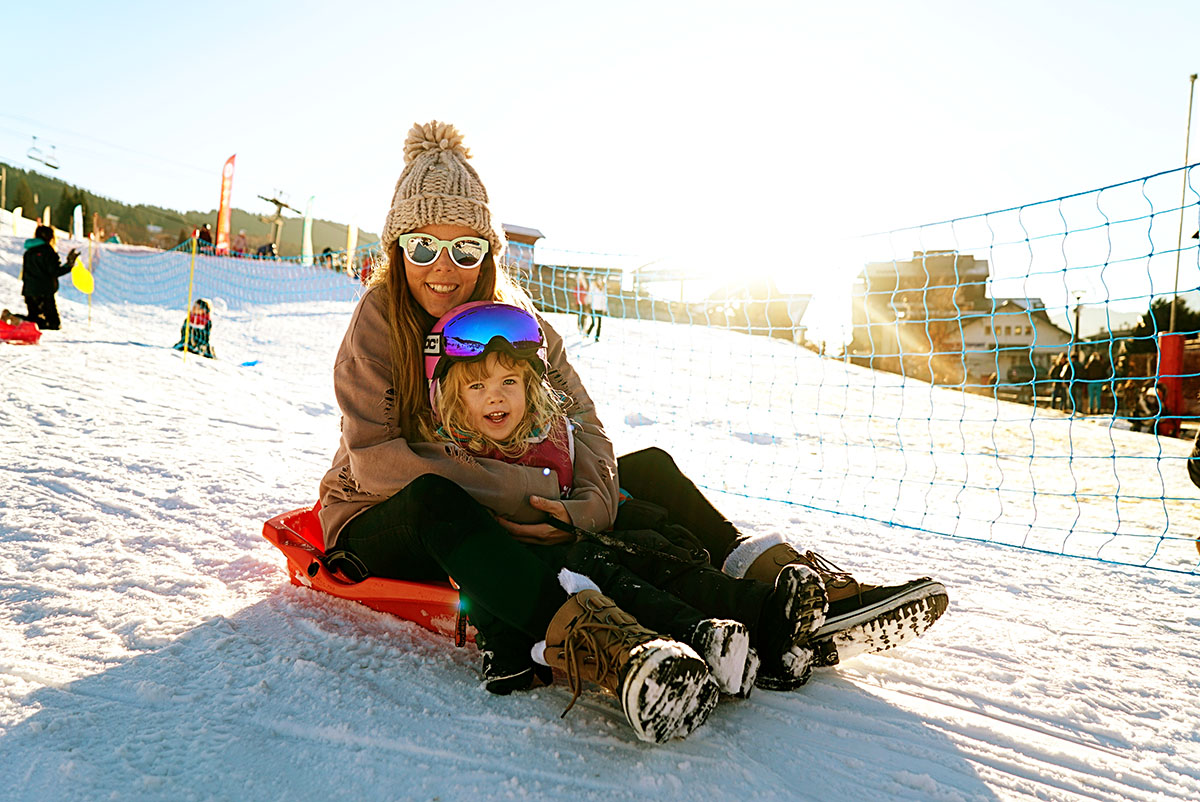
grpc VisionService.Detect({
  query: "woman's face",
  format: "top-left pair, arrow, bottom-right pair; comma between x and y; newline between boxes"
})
403,223 -> 482,319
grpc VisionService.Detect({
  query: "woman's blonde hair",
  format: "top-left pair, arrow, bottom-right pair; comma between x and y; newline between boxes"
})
430,351 -> 563,459
369,241 -> 533,439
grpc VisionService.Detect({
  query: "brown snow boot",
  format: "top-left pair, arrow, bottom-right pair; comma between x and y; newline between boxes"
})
543,589 -> 720,744
744,543 -> 877,607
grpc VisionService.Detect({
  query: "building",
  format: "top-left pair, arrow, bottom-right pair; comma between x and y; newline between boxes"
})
957,298 -> 1072,382
850,250 -> 991,383
502,223 -> 543,278
850,250 -> 1076,385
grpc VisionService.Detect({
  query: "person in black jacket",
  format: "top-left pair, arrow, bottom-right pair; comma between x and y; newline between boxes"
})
20,225 -> 78,331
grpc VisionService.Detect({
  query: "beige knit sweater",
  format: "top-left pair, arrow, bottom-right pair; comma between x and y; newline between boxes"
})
318,285 -> 619,551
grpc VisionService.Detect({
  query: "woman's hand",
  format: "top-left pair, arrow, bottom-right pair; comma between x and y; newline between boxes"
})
496,495 -> 577,545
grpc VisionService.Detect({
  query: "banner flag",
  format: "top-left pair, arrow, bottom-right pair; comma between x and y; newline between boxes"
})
346,222 -> 358,267
72,204 -> 83,240
42,205 -> 51,227
301,196 -> 315,266
11,207 -> 20,234
215,155 -> 236,254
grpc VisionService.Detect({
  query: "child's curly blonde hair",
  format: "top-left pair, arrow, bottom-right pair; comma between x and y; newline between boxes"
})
428,351 -> 564,460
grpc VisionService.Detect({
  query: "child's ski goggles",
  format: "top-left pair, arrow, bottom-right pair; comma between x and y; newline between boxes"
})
424,302 -> 546,385
397,233 -> 489,269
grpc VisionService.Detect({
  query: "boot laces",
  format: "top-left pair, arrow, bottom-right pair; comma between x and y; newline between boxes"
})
559,603 -> 646,716
802,550 -> 859,594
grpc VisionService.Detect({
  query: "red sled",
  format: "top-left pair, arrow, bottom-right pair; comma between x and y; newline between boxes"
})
0,319 -> 41,344
262,504 -> 474,643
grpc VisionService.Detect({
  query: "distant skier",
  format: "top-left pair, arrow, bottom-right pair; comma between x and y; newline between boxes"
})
173,299 -> 217,359
17,225 -> 78,331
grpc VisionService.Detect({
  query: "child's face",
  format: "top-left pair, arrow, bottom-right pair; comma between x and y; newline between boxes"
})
459,353 -> 526,442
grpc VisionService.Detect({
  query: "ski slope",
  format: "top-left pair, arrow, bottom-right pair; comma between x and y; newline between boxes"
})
1,236 -> 1197,802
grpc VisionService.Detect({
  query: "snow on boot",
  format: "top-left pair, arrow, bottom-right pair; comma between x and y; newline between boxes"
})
812,578 -> 949,666
543,589 -> 720,744
760,563 -> 828,651
756,643 -> 818,692
735,648 -> 761,698
690,618 -> 752,695
754,564 -> 827,691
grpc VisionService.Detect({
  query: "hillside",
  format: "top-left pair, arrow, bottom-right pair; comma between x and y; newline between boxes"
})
0,161 -> 376,256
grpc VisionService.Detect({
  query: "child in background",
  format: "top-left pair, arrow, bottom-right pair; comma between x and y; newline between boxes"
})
424,301 -> 828,696
173,298 -> 217,358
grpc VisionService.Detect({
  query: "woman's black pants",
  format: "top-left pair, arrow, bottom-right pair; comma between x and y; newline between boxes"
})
335,474 -> 568,641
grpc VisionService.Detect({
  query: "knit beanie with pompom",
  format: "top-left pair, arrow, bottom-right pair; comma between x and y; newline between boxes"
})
380,120 -> 505,263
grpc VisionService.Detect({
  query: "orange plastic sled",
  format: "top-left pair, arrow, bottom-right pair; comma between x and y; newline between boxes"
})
0,319 -> 41,344
262,504 -> 473,642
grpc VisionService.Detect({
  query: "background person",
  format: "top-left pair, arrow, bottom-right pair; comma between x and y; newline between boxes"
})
585,278 -> 607,341
18,224 -> 78,331
172,298 -> 217,358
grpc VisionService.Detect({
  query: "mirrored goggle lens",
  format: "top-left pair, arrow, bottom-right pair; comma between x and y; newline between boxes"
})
441,305 -> 543,360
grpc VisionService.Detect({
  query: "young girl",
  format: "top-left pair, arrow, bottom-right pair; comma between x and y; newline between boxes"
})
424,301 -> 829,695
173,298 -> 216,358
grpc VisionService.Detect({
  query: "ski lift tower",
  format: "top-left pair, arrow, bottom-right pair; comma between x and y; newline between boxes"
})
257,193 -> 300,247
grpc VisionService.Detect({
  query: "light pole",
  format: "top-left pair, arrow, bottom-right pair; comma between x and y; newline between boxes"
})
1169,73 -> 1198,332
1072,291 -> 1084,359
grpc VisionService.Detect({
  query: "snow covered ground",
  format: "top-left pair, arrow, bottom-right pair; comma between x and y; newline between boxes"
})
1,235 -> 1197,801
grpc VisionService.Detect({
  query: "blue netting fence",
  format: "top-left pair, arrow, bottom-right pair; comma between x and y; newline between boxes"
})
13,164 -> 1200,574
54,241 -> 374,310
518,166 -> 1200,575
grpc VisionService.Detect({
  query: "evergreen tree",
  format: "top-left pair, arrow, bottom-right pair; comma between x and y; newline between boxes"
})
13,178 -> 34,215
1127,297 -> 1200,352
55,187 -> 76,231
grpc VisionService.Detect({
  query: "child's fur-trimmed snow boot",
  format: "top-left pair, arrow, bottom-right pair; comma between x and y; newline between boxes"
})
542,589 -> 720,744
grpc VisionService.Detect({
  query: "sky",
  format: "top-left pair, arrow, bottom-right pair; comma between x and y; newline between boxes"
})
2,0 -> 1199,298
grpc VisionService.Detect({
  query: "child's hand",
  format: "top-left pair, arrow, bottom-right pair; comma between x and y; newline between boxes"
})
496,495 -> 575,545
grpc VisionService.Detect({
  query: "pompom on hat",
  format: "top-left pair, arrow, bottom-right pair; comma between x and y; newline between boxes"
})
380,120 -> 506,263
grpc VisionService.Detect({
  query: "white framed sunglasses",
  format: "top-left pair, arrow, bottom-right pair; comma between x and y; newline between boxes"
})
397,233 -> 490,269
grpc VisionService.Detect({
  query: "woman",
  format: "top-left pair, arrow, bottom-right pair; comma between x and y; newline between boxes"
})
318,121 -> 730,744
320,121 -> 943,715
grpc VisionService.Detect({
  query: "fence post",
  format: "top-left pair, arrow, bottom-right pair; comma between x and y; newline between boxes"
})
183,232 -> 198,364
1158,332 -> 1183,437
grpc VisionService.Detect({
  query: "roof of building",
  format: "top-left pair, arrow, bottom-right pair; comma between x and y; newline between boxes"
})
501,224 -> 545,245
991,297 -> 1046,311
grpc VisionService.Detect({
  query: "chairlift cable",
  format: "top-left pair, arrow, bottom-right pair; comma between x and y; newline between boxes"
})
0,111 -> 211,175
